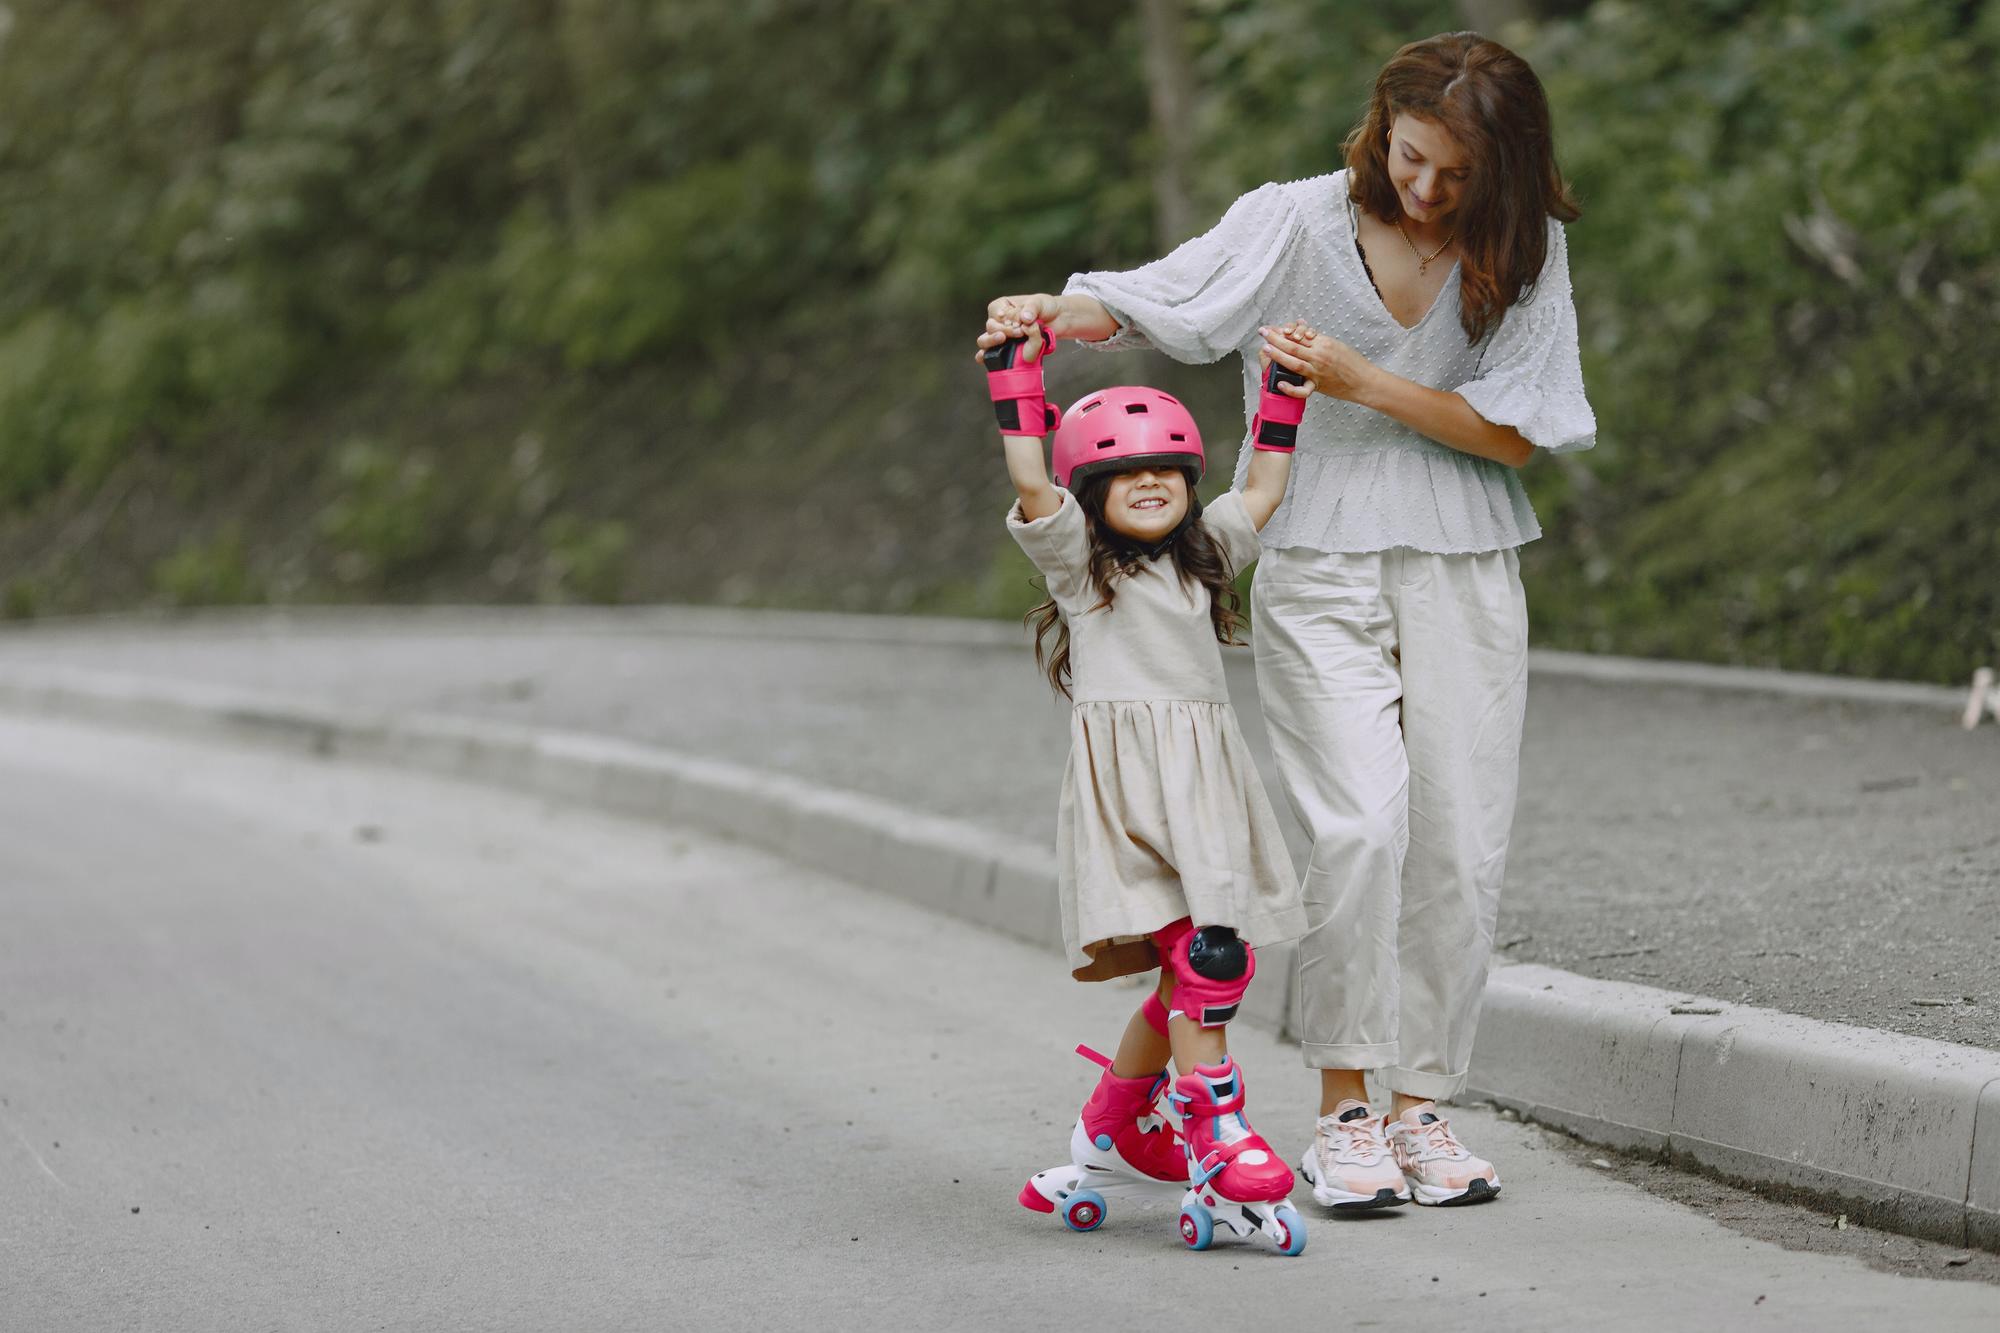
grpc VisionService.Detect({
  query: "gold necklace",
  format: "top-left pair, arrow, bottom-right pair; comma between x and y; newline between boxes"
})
1396,220 -> 1455,274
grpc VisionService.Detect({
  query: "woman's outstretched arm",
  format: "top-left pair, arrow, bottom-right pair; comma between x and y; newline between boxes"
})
974,293 -> 1121,356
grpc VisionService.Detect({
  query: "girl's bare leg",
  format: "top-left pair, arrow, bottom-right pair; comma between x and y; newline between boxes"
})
1111,970 -> 1232,1076
1109,973 -> 1174,1078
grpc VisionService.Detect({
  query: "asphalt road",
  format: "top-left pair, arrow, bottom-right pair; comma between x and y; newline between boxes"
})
2,713 -> 1998,1330
0,608 -> 1992,1050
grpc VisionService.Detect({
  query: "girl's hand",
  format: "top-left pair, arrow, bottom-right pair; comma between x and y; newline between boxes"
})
974,318 -> 1048,368
1257,320 -> 1316,393
1261,322 -> 1381,403
974,294 -> 1065,362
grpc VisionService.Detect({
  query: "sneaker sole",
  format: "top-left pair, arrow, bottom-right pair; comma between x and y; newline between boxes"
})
1298,1155 -> 1411,1211
1409,1176 -> 1501,1207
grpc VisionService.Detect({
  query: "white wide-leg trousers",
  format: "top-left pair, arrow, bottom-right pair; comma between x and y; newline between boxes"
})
1252,545 -> 1528,1100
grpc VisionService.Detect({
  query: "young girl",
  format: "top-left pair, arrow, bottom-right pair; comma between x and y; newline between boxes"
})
978,321 -> 1313,1254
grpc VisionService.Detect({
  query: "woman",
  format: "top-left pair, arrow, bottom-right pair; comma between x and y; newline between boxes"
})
978,32 -> 1593,1208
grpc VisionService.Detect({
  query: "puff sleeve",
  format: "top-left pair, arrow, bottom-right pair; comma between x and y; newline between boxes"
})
1451,220 -> 1597,454
1006,490 -> 1093,611
1062,181 -> 1303,365
1198,490 -> 1264,574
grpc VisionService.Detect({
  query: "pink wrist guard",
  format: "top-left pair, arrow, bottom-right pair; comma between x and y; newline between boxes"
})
984,324 -> 1061,437
1251,362 -> 1307,452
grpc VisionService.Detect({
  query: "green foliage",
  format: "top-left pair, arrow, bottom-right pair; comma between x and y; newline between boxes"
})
538,514 -> 630,604
0,0 -> 1996,677
3,578 -> 43,621
1515,0 -> 2000,678
486,150 -> 820,368
316,438 -> 452,587
152,525 -> 263,607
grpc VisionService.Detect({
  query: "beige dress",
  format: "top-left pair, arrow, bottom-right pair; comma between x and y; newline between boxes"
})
1007,489 -> 1305,979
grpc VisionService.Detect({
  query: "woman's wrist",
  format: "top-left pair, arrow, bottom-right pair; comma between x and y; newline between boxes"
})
1053,294 -> 1120,344
1350,363 -> 1399,413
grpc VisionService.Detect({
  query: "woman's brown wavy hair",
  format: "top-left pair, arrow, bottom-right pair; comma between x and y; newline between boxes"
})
1345,31 -> 1580,345
1027,468 -> 1243,700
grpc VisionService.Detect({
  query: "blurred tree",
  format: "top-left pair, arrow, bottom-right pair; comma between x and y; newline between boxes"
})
1139,0 -> 1199,249
0,0 -> 1990,677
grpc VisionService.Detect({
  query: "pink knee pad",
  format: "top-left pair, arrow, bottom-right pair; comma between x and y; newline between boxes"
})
1153,917 -> 1256,1028
1140,991 -> 1170,1036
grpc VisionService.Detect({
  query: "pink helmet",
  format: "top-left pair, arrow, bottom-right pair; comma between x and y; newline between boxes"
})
1050,386 -> 1205,489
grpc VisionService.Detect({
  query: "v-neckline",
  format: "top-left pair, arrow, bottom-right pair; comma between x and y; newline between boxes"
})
1347,195 -> 1458,333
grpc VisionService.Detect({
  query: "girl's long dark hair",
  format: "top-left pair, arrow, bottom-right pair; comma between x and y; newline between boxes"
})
1344,31 -> 1580,345
1027,468 -> 1243,699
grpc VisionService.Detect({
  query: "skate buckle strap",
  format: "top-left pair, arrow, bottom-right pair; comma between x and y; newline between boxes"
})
1169,1079 -> 1246,1116
1074,1044 -> 1113,1071
1194,1082 -> 1246,1116
1191,1150 -> 1229,1189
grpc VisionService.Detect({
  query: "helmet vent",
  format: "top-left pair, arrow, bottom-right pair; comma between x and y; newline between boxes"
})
1094,438 -> 1118,450
1124,403 -> 1148,414
1078,400 -> 1103,415
1169,433 -> 1186,442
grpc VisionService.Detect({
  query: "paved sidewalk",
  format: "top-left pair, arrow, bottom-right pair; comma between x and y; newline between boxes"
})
4,712 -> 1997,1328
0,607 -> 1993,1050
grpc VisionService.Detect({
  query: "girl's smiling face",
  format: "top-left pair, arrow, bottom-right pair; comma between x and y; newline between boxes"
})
1386,113 -> 1471,227
1099,467 -> 1189,543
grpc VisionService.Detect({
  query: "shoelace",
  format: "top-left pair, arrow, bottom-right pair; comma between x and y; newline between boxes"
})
1401,1118 -> 1468,1162
1320,1116 -> 1388,1166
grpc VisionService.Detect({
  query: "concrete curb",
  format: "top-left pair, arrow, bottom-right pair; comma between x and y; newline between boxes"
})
0,605 -> 1971,711
2,664 -> 1993,1249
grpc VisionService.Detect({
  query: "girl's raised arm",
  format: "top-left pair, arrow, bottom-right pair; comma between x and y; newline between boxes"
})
1003,436 -> 1061,522
982,325 -> 1061,521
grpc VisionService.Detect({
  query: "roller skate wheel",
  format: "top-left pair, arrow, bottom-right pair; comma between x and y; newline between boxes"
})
1179,1202 -> 1215,1251
1272,1204 -> 1307,1257
1063,1189 -> 1107,1233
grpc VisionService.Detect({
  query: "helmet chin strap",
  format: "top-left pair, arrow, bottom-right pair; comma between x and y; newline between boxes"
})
1137,492 -> 1204,560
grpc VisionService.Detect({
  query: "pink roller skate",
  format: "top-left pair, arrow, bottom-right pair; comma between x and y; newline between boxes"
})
1170,1057 -> 1307,1255
1019,1045 -> 1186,1232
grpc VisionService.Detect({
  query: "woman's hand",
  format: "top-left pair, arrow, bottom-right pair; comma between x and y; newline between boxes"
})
974,294 -> 1066,363
1261,322 -> 1382,403
973,293 -> 1121,363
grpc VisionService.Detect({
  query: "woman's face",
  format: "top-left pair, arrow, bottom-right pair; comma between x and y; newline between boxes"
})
1386,113 -> 1470,228
1099,467 -> 1190,543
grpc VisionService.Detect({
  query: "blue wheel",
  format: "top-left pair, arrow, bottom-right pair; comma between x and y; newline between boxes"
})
1179,1202 -> 1215,1251
1062,1189 -> 1107,1232
1272,1204 -> 1307,1257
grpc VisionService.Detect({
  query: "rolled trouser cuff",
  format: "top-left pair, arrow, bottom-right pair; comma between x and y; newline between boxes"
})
1386,1064 -> 1468,1101
1300,1039 -> 1399,1072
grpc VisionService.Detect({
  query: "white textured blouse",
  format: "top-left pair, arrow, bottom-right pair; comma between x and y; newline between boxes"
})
1063,170 -> 1595,555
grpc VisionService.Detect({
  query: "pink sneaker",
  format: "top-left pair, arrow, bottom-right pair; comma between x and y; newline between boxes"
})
1386,1102 -> 1501,1206
1298,1100 -> 1410,1210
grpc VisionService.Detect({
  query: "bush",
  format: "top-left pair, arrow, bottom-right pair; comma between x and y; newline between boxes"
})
316,438 -> 453,587
152,526 -> 263,607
